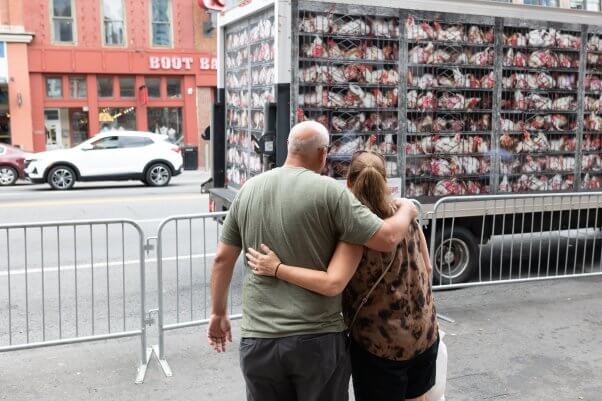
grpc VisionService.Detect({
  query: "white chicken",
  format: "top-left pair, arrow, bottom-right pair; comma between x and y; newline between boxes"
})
303,37 -> 327,58
435,23 -> 465,42
416,73 -> 436,89
469,48 -> 493,66
370,18 -> 398,38
406,183 -> 429,197
433,180 -> 462,196
337,19 -> 370,36
407,90 -> 418,109
527,28 -> 556,48
527,94 -> 552,111
528,50 -> 558,68
417,92 -> 436,110
349,85 -> 376,108
505,32 -> 527,47
557,74 -> 576,90
438,92 -> 465,110
498,175 -> 511,192
467,26 -> 485,44
552,96 -> 576,111
434,134 -> 462,154
430,49 -> 453,65
556,33 -> 581,49
409,43 -> 434,64
460,157 -> 481,175
406,16 -> 436,40
586,113 -> 602,131
481,72 -> 495,89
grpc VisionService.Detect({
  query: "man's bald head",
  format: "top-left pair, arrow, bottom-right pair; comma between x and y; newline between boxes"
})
288,121 -> 329,156
285,121 -> 330,173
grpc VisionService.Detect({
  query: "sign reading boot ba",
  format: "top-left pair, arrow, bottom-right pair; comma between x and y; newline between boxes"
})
149,56 -> 217,71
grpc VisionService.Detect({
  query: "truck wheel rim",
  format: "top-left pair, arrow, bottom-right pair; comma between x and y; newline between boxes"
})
434,238 -> 470,281
51,169 -> 73,188
0,167 -> 16,185
150,166 -> 169,185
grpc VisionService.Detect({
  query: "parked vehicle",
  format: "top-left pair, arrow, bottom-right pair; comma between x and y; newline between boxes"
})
207,0 -> 602,284
0,144 -> 29,186
25,131 -> 184,190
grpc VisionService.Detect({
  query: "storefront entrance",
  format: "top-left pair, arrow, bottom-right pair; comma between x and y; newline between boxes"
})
44,108 -> 89,149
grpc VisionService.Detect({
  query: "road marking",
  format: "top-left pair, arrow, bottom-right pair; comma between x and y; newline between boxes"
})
0,252 -> 217,277
0,194 -> 205,208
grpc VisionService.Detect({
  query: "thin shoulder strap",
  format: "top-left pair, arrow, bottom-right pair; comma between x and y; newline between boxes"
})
348,254 -> 396,330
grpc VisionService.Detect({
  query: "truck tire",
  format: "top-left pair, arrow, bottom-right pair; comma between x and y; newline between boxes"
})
47,165 -> 76,190
432,226 -> 478,285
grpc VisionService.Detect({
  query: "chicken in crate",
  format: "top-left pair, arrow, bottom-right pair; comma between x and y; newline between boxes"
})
582,32 -> 602,190
405,14 -> 495,197
224,10 -> 275,188
295,7 -> 402,189
499,23 -> 582,193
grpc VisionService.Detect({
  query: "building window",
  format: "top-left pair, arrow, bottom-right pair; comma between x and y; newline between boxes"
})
51,0 -> 75,43
167,78 -> 181,98
570,0 -> 584,8
586,0 -> 601,10
97,76 -> 114,98
523,0 -> 558,5
146,77 -> 161,98
102,0 -> 126,46
147,107 -> 183,144
151,0 -> 172,47
69,77 -> 87,98
119,77 -> 135,97
98,107 -> 137,131
46,77 -> 63,98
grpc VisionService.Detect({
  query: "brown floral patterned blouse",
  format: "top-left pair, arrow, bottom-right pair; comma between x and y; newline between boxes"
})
343,220 -> 438,361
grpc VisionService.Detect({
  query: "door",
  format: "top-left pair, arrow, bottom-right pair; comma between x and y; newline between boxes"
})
77,135 -> 129,177
44,109 -> 62,150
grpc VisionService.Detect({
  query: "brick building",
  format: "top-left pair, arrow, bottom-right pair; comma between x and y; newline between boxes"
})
1,0 -> 217,169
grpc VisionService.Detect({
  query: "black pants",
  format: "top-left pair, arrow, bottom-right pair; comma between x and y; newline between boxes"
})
239,332 -> 351,401
350,337 -> 439,401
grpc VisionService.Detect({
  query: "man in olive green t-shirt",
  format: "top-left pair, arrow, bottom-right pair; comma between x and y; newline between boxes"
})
208,121 -> 417,401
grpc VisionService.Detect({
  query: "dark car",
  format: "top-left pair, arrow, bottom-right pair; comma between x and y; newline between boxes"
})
0,144 -> 29,186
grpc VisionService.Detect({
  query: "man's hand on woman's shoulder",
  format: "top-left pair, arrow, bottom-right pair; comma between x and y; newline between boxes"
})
393,198 -> 419,220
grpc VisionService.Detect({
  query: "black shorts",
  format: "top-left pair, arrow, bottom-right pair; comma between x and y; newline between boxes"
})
350,336 -> 439,401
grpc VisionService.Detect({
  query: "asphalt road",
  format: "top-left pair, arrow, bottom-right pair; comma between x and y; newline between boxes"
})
0,172 -> 245,348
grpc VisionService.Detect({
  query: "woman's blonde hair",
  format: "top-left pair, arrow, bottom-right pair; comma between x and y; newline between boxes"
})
347,151 -> 392,219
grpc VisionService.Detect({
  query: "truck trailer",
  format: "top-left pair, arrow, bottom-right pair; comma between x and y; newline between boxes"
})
207,0 -> 602,283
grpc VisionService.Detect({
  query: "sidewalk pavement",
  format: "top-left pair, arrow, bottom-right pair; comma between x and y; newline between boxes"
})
1,277 -> 601,401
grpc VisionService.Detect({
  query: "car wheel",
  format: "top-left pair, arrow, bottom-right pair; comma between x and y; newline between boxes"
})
48,166 -> 76,190
0,166 -> 18,186
145,163 -> 172,187
432,226 -> 478,285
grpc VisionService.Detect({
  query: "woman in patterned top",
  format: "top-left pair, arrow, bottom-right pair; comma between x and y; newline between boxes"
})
246,150 -> 439,401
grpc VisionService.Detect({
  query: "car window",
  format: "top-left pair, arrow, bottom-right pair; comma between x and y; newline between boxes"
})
0,146 -> 5,155
91,136 -> 120,150
120,136 -> 154,148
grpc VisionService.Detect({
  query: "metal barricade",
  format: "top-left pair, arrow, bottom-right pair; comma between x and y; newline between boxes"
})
0,219 -> 150,383
150,212 -> 237,377
429,193 -> 602,290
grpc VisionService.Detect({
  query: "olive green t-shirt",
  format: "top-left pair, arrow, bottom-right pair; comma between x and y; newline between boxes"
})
220,166 -> 383,338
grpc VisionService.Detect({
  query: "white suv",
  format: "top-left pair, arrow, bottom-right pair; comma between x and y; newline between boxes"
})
25,131 -> 184,190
